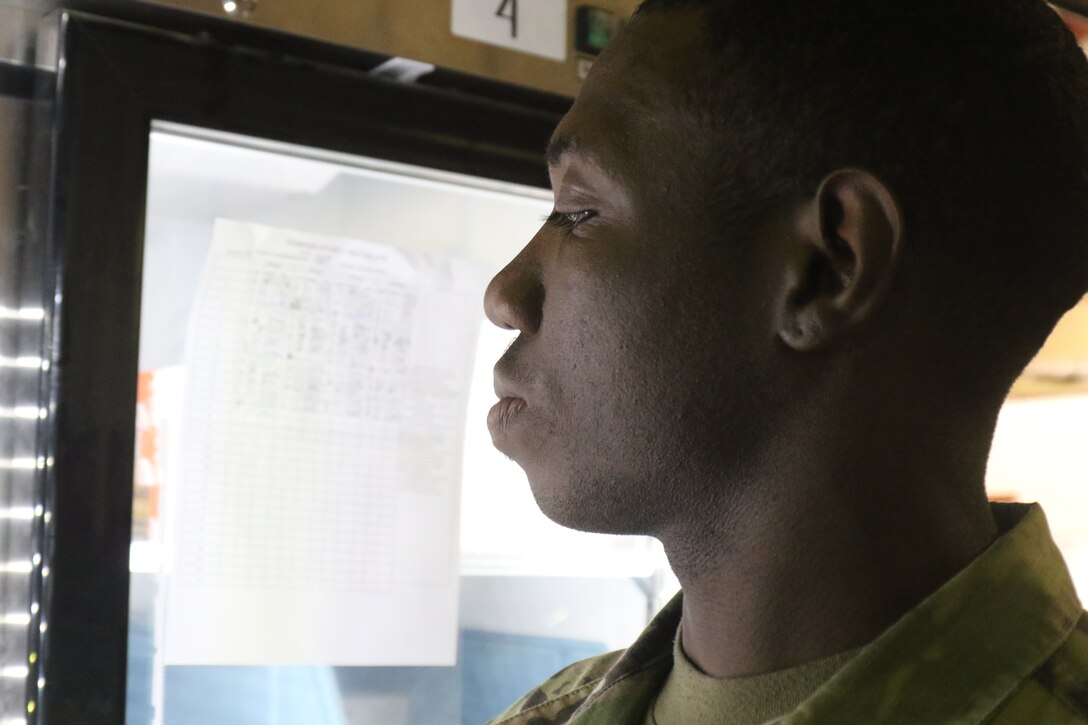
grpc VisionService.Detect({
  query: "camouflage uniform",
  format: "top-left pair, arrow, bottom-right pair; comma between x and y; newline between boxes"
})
486,503 -> 1088,724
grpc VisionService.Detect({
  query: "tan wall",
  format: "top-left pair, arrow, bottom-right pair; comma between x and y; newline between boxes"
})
0,1 -> 41,66
146,0 -> 641,96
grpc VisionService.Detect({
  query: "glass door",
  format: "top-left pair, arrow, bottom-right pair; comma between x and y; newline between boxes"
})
126,122 -> 671,724
126,120 -> 671,725
37,14 -> 678,723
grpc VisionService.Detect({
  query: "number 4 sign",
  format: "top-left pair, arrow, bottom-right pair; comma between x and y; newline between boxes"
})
452,0 -> 569,61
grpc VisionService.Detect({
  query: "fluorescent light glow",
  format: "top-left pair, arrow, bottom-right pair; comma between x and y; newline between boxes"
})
0,407 -> 47,420
0,562 -> 32,574
0,307 -> 45,321
1,666 -> 29,679
0,508 -> 36,521
0,459 -> 43,470
223,0 -> 238,11
1,613 -> 31,626
0,357 -> 45,370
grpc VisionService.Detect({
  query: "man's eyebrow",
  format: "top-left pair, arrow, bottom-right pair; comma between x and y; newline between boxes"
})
546,134 -> 577,168
545,133 -> 618,180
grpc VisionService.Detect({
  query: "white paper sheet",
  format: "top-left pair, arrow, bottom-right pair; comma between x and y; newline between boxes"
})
164,219 -> 482,666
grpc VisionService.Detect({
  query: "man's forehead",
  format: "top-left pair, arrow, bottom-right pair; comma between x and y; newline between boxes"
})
545,96 -> 698,186
542,8 -> 723,188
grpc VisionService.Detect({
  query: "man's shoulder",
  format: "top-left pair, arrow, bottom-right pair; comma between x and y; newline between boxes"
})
1030,612 -> 1088,718
486,593 -> 683,724
989,612 -> 1088,724
485,649 -> 626,724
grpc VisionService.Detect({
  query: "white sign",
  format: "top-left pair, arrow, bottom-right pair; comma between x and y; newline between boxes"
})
452,0 -> 568,62
164,220 -> 483,666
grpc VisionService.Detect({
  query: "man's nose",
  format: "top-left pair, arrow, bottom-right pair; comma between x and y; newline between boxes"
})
484,252 -> 544,335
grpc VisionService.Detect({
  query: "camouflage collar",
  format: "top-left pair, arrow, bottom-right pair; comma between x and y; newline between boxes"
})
490,503 -> 1084,724
779,502 -> 1082,724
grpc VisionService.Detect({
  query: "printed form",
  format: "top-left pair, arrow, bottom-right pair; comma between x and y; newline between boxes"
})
163,219 -> 482,666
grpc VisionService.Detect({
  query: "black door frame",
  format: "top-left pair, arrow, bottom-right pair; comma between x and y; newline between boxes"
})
37,12 -> 561,722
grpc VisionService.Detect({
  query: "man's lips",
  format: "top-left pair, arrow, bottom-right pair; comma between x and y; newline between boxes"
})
487,396 -> 527,434
490,337 -> 533,438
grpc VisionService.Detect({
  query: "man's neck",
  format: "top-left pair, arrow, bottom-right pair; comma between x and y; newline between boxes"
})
662,419 -> 999,678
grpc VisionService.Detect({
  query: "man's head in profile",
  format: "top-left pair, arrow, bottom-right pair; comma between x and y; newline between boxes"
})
483,0 -> 1088,722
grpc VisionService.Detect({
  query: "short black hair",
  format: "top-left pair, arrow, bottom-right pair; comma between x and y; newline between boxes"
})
636,0 -> 1088,396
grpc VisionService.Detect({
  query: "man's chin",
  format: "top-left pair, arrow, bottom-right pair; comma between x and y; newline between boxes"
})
524,471 -> 658,536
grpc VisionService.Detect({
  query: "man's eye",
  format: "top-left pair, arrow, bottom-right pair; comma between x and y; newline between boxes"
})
544,209 -> 597,231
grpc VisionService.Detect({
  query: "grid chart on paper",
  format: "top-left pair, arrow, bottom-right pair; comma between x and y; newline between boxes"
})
176,234 -> 435,593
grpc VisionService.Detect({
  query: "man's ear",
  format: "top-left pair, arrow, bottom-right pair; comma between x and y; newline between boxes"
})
777,169 -> 904,352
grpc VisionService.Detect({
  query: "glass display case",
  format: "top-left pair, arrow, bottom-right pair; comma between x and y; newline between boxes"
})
12,10 -> 674,724
0,57 -> 48,723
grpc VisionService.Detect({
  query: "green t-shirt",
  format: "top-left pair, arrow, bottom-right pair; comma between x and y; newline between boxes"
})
644,631 -> 858,725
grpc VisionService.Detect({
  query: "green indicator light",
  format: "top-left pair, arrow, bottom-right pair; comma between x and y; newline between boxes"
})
576,6 -> 626,57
